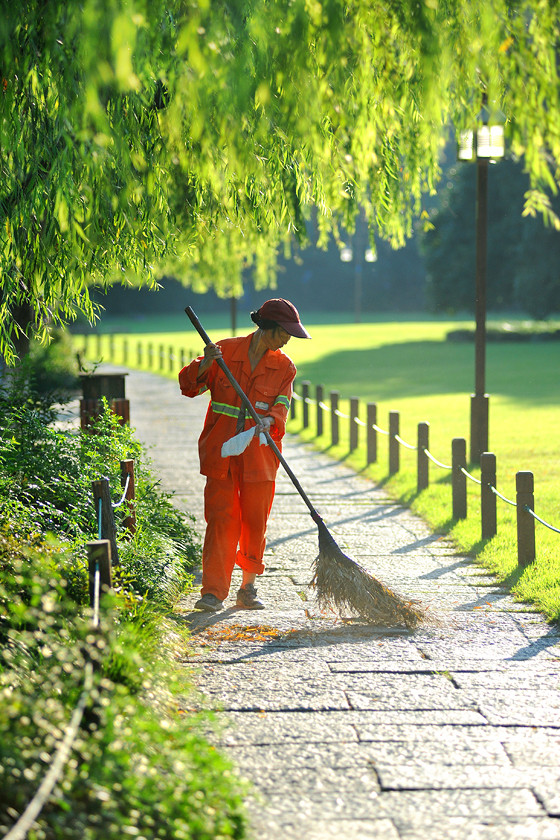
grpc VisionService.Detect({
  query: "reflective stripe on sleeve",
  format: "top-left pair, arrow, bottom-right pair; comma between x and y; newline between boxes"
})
274,395 -> 290,410
211,400 -> 242,419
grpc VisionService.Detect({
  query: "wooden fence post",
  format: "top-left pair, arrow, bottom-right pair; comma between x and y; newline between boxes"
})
168,346 -> 175,373
301,381 -> 310,429
330,391 -> 339,446
147,343 -> 154,368
87,540 -> 112,607
349,397 -> 359,452
96,333 -> 102,358
481,452 -> 497,540
516,471 -> 535,566
120,459 -> 136,535
159,344 -> 165,371
417,422 -> 429,492
367,403 -> 377,465
180,348 -> 186,369
316,384 -> 324,437
123,339 -> 128,365
290,382 -> 297,420
137,341 -> 143,367
92,478 -> 120,567
109,334 -> 115,360
389,411 -> 400,474
111,398 -> 130,425
452,437 -> 467,520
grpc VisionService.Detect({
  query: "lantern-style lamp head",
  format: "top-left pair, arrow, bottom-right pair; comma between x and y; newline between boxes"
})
340,246 -> 353,262
458,100 -> 505,162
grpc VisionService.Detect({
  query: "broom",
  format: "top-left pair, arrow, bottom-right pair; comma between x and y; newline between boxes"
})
185,306 -> 424,629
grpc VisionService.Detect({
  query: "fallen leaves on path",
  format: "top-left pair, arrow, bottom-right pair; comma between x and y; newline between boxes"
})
196,624 -> 299,644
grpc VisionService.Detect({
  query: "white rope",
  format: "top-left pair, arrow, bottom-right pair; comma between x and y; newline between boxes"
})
461,467 -> 481,485
394,434 -> 417,451
423,448 -> 452,470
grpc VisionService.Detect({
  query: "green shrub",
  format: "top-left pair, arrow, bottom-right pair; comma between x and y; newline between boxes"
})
0,539 -> 247,840
0,396 -> 200,609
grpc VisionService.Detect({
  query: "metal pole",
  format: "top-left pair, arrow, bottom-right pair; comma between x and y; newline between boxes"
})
471,155 -> 489,464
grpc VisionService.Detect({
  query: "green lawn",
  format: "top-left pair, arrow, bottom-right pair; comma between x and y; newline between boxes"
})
75,313 -> 560,622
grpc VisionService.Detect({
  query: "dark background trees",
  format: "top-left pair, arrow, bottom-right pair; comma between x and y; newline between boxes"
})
421,158 -> 560,319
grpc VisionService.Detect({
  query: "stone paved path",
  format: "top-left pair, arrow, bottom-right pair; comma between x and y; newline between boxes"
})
125,367 -> 560,840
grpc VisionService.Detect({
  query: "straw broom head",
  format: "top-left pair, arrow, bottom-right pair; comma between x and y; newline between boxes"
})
310,519 -> 424,629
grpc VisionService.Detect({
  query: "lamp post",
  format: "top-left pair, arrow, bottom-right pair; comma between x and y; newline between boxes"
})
458,96 -> 505,463
340,222 -> 377,323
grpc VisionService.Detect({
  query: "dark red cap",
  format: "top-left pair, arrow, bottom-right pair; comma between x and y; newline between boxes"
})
257,298 -> 311,339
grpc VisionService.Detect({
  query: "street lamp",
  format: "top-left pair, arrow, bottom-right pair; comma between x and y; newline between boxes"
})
457,96 -> 505,463
340,215 -> 377,323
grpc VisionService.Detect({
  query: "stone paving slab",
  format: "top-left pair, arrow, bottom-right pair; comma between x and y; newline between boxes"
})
122,367 -> 560,840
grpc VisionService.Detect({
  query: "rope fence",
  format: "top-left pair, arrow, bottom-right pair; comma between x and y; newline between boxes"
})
5,458 -> 135,840
291,378 -> 559,567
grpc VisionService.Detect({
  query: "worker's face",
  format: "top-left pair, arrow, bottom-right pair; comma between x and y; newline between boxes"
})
265,326 -> 291,351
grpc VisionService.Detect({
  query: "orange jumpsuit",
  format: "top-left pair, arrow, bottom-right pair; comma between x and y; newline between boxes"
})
179,333 -> 296,601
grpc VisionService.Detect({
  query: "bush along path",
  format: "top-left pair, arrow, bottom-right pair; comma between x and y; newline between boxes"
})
0,372 -> 247,840
127,367 -> 560,840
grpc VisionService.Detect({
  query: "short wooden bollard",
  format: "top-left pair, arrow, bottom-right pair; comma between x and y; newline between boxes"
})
316,385 -> 324,437
452,437 -> 467,520
80,398 -> 100,430
92,478 -> 120,567
349,397 -> 359,452
159,344 -> 165,371
87,540 -> 112,607
301,381 -> 311,429
481,452 -> 497,540
137,341 -> 143,367
147,343 -> 154,368
330,391 -> 340,447
417,422 -> 429,492
168,346 -> 175,373
111,398 -> 130,425
516,471 -> 535,565
389,411 -> 400,474
120,459 -> 136,535
367,403 -> 377,465
123,339 -> 128,365
180,348 -> 186,369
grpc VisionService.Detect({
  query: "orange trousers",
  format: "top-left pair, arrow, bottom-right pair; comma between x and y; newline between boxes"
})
201,458 -> 275,601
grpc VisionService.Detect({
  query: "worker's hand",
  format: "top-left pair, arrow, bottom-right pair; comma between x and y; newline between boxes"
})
203,342 -> 222,363
197,342 -> 222,377
256,415 -> 273,435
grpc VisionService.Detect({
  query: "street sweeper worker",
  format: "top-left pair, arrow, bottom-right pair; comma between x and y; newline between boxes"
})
179,298 -> 311,612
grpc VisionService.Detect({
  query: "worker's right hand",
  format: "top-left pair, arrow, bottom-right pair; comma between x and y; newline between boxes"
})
197,342 -> 222,378
203,342 -> 222,364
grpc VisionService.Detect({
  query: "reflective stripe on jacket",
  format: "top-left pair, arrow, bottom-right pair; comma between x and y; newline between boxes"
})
178,332 -> 296,481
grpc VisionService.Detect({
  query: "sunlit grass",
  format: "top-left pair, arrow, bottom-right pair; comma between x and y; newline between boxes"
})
75,313 -> 560,622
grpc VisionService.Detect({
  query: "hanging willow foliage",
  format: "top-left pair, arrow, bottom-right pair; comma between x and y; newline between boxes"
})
1,0 -> 560,360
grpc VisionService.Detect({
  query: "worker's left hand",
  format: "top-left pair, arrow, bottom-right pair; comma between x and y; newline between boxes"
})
256,415 -> 273,435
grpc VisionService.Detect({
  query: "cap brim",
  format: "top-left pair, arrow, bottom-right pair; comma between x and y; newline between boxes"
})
278,320 -> 311,339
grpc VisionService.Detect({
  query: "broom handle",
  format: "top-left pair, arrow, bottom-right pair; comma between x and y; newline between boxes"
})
185,305 -> 323,523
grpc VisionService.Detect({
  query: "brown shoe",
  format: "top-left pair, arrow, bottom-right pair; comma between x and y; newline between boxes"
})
236,583 -> 265,610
